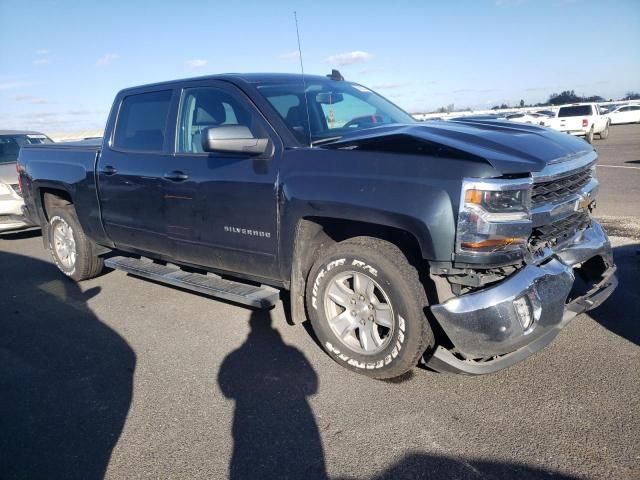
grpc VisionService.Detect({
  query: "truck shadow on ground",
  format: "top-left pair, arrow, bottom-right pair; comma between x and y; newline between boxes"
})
588,242 -> 640,346
217,311 -> 582,480
0,251 -> 135,480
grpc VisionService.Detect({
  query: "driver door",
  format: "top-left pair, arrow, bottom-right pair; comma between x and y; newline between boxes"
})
164,82 -> 282,280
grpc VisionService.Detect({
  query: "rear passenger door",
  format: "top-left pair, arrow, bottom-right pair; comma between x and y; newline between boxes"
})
98,89 -> 175,256
165,81 -> 282,280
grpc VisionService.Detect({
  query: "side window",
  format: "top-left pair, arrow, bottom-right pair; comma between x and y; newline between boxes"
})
176,87 -> 262,154
113,90 -> 172,152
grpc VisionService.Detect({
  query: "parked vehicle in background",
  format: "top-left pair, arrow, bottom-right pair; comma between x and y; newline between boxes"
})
606,104 -> 640,124
506,112 -> 547,124
17,72 -> 617,379
0,130 -> 53,233
535,110 -> 556,117
540,103 -> 610,143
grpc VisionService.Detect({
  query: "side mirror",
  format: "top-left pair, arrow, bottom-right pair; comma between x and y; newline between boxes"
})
202,125 -> 269,155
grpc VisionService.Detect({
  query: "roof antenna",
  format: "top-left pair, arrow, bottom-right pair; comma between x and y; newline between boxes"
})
294,11 -> 313,147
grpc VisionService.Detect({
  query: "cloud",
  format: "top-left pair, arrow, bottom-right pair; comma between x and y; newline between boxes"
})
371,83 -> 409,90
96,53 -> 120,67
0,81 -> 33,90
10,94 -> 51,104
325,51 -> 373,66
67,109 -> 102,116
35,49 -> 49,55
452,88 -> 496,94
33,58 -> 51,66
185,59 -> 208,68
279,51 -> 300,61
358,67 -> 385,75
10,94 -> 32,101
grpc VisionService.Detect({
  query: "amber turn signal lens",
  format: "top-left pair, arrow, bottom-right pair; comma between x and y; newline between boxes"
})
461,238 -> 525,249
464,189 -> 484,205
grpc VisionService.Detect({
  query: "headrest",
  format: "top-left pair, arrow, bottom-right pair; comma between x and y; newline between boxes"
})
192,93 -> 226,126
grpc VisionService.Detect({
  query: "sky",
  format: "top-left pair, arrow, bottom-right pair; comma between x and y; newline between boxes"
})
1,0 -> 639,133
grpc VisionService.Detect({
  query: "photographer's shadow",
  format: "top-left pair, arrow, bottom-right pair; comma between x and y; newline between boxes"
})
0,251 -> 135,479
218,310 -> 327,480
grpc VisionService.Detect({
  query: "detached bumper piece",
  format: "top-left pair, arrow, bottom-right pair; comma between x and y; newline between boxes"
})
105,256 -> 279,308
427,221 -> 617,375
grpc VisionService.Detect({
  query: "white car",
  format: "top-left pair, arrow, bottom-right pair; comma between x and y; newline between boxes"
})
540,103 -> 610,143
607,104 -> 640,124
506,112 -> 548,124
0,130 -> 53,233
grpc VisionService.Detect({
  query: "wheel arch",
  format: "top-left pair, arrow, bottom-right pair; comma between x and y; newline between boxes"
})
288,216 -> 430,325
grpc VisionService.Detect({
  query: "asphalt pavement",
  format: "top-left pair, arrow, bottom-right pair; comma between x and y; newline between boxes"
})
1,125 -> 638,480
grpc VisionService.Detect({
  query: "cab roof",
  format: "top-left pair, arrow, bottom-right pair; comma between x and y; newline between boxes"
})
118,73 -> 342,94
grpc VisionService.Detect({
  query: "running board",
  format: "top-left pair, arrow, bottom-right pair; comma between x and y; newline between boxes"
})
104,256 -> 279,308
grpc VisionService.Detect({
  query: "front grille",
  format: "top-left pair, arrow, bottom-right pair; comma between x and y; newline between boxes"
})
529,211 -> 591,250
532,166 -> 592,206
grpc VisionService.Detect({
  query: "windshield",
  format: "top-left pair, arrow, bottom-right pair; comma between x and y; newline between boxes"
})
0,134 -> 53,164
256,79 -> 415,145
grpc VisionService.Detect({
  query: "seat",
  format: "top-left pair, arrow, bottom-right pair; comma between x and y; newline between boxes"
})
284,106 -> 310,143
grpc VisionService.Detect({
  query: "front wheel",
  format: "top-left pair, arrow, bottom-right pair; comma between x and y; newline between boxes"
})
48,206 -> 104,281
305,237 -> 434,379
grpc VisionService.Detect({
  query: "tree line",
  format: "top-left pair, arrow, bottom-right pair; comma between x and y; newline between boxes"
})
489,90 -> 640,110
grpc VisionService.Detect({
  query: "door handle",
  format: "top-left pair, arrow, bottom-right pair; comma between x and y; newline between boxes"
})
163,170 -> 189,182
101,165 -> 117,175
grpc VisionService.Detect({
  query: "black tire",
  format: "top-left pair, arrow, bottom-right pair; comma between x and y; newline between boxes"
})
598,124 -> 609,140
305,237 -> 434,379
47,206 -> 104,281
585,127 -> 594,144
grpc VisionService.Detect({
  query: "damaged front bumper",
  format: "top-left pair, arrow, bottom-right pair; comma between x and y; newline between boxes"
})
427,220 -> 617,375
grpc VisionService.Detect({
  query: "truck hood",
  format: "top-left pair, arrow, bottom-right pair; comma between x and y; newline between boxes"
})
325,119 -> 593,175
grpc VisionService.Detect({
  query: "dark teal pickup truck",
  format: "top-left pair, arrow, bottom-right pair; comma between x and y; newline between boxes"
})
17,72 -> 617,379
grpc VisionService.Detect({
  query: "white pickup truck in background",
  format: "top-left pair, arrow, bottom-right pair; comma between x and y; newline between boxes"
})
540,103 -> 610,143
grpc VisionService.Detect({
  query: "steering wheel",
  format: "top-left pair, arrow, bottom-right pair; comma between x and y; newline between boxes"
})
343,115 -> 384,129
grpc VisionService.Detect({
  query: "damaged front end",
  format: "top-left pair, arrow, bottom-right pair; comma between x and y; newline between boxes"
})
426,152 -> 618,375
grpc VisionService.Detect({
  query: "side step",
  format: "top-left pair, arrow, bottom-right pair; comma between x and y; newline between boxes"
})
104,256 -> 279,308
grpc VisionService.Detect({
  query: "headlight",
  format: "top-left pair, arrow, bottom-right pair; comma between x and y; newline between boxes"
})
456,178 -> 532,257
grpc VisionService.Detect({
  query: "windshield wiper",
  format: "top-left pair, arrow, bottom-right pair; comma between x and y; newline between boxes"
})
311,136 -> 343,147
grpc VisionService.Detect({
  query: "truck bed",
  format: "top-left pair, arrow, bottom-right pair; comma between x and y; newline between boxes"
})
18,142 -> 107,243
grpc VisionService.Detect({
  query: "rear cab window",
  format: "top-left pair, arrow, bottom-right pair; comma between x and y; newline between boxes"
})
558,105 -> 593,117
113,90 -> 173,152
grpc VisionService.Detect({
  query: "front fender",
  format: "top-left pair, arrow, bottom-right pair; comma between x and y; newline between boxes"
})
276,148 -> 498,280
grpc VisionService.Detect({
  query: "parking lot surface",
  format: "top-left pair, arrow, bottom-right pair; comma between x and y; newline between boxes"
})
1,125 -> 639,480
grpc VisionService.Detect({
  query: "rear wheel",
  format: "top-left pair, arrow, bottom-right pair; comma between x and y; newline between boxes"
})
585,127 -> 594,144
598,124 -> 609,140
48,206 -> 104,281
305,237 -> 434,379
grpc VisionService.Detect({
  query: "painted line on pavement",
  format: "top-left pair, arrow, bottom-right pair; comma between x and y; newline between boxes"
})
598,165 -> 640,170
